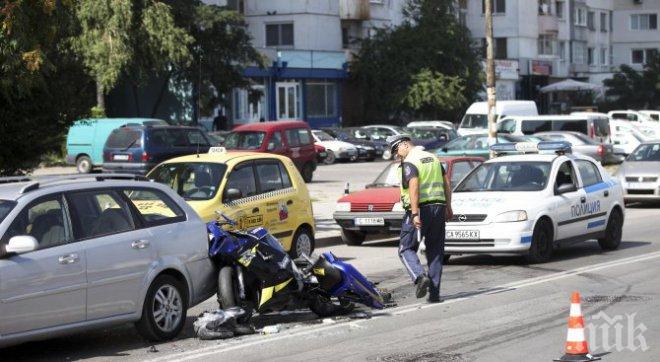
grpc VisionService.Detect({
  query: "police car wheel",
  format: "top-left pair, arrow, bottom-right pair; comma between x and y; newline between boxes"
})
341,229 -> 366,246
598,208 -> 623,251
324,150 -> 336,165
290,227 -> 315,258
526,218 -> 554,263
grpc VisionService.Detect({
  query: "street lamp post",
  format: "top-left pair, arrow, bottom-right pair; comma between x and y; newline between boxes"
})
485,0 -> 497,158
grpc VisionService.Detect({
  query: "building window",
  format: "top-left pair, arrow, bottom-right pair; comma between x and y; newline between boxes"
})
306,82 -> 337,118
573,42 -> 587,64
600,48 -> 607,65
631,14 -> 658,30
588,48 -> 594,65
482,0 -> 505,14
538,35 -> 556,56
538,0 -> 551,15
481,38 -> 508,59
266,23 -> 294,47
342,27 -> 349,48
574,7 -> 587,26
556,1 -> 565,19
609,47 -> 613,65
632,49 -> 659,64
587,11 -> 595,31
558,41 -> 567,60
600,12 -> 607,32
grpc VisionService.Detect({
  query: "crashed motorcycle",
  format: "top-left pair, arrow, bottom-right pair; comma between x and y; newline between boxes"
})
207,214 -> 385,319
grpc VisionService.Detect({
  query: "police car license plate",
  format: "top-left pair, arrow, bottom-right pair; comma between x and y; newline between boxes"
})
355,217 -> 384,226
446,230 -> 479,240
113,154 -> 129,161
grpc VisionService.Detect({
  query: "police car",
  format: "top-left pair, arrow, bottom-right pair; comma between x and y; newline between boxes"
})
445,141 -> 624,263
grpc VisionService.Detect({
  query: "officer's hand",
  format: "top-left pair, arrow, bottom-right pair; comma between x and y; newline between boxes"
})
413,215 -> 422,229
445,206 -> 453,221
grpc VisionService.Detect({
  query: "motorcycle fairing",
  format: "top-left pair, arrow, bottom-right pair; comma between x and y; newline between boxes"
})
321,252 -> 385,309
258,278 -> 294,309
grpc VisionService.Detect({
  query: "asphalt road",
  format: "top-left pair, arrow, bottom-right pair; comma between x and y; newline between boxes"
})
7,162 -> 659,361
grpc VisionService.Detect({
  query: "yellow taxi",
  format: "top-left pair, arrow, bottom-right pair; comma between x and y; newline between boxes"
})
146,148 -> 316,258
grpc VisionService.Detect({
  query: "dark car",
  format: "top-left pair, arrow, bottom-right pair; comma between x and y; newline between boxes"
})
103,125 -> 212,175
407,127 -> 457,151
321,128 -> 382,161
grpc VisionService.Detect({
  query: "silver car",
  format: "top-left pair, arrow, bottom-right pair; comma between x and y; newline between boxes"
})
0,174 -> 216,348
615,142 -> 660,203
534,131 -> 623,165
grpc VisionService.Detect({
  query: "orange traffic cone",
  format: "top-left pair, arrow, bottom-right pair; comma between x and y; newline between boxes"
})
554,292 -> 601,361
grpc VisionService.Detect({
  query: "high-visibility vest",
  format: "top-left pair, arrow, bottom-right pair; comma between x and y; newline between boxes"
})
399,148 -> 445,210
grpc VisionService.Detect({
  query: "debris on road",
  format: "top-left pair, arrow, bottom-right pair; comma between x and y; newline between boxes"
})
147,346 -> 158,353
194,308 -> 255,340
261,325 -> 281,334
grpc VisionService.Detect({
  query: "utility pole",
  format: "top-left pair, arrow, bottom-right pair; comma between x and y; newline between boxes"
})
485,0 -> 497,158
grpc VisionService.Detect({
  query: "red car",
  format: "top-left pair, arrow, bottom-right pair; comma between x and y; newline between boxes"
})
315,144 -> 328,163
224,121 -> 317,182
333,156 -> 485,245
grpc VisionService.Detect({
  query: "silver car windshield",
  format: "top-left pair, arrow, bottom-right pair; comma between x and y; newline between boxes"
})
371,163 -> 401,187
455,162 -> 552,192
148,162 -> 228,201
628,143 -> 660,161
0,200 -> 16,224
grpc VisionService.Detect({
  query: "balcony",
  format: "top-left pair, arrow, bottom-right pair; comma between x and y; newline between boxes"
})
340,0 -> 370,20
257,48 -> 347,70
539,15 -> 559,33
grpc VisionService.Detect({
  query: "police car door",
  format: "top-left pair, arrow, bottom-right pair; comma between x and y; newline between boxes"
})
551,160 -> 588,240
575,159 -> 609,234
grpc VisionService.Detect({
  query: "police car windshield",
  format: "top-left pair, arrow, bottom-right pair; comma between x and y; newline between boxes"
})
628,143 -> 660,161
455,162 -> 552,192
0,200 -> 16,224
148,162 -> 227,201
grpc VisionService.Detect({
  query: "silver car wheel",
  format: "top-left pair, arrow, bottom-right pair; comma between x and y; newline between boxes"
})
382,149 -> 391,160
152,284 -> 183,333
296,233 -> 312,257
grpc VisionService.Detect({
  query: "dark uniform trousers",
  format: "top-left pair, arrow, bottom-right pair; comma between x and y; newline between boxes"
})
398,203 -> 446,297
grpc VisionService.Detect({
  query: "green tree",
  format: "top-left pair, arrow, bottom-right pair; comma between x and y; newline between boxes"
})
1,0 -> 95,175
350,0 -> 482,124
70,0 -> 193,113
603,54 -> 660,110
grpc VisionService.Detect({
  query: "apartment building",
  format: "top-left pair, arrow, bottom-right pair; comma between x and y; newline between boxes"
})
612,0 -> 660,72
211,0 -> 405,128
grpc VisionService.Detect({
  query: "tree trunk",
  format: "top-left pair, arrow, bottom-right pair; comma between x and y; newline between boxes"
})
96,80 -> 105,110
132,83 -> 141,116
485,0 -> 497,159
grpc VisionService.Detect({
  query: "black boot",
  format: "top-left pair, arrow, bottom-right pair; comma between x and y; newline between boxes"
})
415,275 -> 430,299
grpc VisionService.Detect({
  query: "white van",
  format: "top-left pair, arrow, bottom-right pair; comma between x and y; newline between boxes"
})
608,110 -> 660,138
610,119 -> 654,155
640,110 -> 660,122
458,101 -> 538,136
496,114 -> 611,143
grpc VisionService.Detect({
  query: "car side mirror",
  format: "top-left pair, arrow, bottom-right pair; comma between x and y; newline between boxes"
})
6,235 -> 38,255
224,188 -> 243,202
555,183 -> 577,195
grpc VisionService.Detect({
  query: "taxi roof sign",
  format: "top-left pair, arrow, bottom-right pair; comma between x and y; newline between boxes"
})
490,141 -> 571,155
208,146 -> 227,154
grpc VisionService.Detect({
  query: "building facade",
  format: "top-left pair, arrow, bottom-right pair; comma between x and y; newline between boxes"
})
612,0 -> 660,72
209,0 -> 405,128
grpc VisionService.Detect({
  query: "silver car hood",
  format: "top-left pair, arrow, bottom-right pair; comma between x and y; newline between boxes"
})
620,161 -> 660,176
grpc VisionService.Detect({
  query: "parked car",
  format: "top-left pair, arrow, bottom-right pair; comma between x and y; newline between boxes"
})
223,121 -> 317,182
207,130 -> 231,146
608,110 -> 660,138
406,120 -> 455,130
640,110 -> 660,122
321,128 -> 382,161
614,142 -> 660,203
497,114 -> 611,143
458,101 -> 538,136
102,125 -> 212,175
534,131 -> 623,165
147,149 -> 316,258
435,134 -> 529,159
0,174 -> 217,347
361,125 -> 407,141
610,119 -> 654,155
315,144 -> 328,163
66,118 -> 168,173
311,130 -> 358,164
345,127 -> 389,154
333,157 -> 484,245
407,127 -> 457,150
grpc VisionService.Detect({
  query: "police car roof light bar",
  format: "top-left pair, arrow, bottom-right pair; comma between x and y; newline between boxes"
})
489,141 -> 571,155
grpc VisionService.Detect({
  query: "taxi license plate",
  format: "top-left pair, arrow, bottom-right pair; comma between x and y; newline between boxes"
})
113,154 -> 129,161
446,230 -> 479,240
355,217 -> 384,226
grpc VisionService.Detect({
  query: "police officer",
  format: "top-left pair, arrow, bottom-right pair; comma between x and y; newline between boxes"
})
386,134 -> 453,303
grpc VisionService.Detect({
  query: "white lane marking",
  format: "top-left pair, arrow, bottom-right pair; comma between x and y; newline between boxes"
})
148,250 -> 660,362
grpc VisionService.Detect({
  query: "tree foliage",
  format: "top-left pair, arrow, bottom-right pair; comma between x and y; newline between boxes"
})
350,0 -> 482,124
602,54 -> 660,110
1,0 -> 94,175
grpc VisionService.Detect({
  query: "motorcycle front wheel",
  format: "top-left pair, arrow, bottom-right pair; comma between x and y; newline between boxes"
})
309,295 -> 354,317
217,266 -> 238,309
